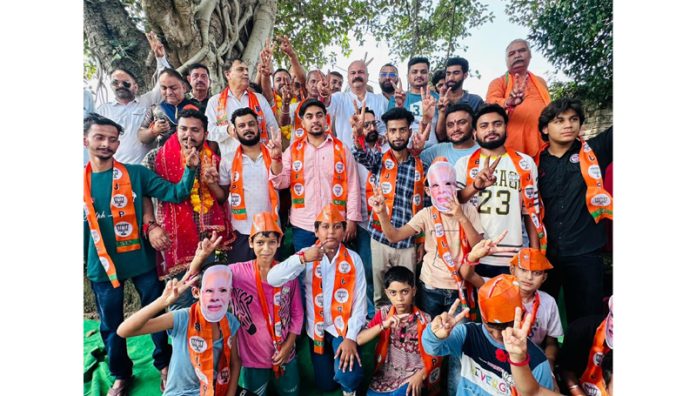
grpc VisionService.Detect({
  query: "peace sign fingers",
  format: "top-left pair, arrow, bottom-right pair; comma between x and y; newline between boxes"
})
489,155 -> 502,172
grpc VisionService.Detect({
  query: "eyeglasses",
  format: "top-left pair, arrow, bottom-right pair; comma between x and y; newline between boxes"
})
379,72 -> 397,78
363,121 -> 378,128
111,79 -> 132,89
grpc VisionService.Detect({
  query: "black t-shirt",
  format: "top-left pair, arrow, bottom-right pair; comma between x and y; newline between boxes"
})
538,127 -> 613,257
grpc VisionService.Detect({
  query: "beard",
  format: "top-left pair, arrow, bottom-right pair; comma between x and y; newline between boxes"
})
237,131 -> 261,146
449,130 -> 472,144
388,139 -> 408,152
476,132 -> 507,150
365,131 -> 379,143
114,88 -> 134,101
446,79 -> 464,91
379,81 -> 395,94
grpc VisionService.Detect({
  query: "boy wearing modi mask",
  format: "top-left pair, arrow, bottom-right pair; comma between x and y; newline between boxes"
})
370,157 -> 485,319
117,261 -> 241,396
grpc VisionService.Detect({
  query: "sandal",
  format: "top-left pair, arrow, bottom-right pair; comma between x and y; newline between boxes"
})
107,378 -> 131,396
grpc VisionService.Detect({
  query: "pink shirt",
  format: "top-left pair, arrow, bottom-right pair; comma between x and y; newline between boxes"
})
269,134 -> 362,231
229,261 -> 304,369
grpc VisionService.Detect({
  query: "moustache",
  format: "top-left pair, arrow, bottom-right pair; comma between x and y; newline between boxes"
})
352,77 -> 364,83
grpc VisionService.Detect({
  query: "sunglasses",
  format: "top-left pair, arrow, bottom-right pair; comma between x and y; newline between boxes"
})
111,79 -> 132,89
379,72 -> 397,78
363,121 -> 378,128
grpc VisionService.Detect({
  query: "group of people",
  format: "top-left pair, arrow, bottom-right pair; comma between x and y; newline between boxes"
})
84,33 -> 613,396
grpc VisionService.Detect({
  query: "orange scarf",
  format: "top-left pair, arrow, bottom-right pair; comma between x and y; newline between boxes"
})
526,292 -> 541,337
578,139 -> 613,222
84,161 -> 140,288
290,135 -> 348,216
229,145 -> 279,221
366,150 -> 424,232
579,319 -> 610,396
465,149 -> 548,252
311,243 -> 356,354
503,71 -> 551,112
187,301 -> 233,396
430,207 -> 477,320
292,98 -> 332,141
215,87 -> 269,143
253,260 -> 284,378
375,306 -> 443,395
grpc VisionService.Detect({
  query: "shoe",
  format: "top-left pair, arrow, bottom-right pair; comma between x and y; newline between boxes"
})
107,377 -> 132,396
342,392 -> 356,396
160,367 -> 169,392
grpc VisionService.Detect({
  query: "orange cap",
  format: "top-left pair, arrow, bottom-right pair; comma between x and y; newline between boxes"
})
509,248 -> 553,271
315,205 -> 345,223
478,274 -> 523,324
249,212 -> 283,238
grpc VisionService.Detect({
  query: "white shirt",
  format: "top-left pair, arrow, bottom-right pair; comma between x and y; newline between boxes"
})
266,246 -> 368,341
523,290 -> 564,346
205,89 -> 279,159
454,151 -> 538,266
96,56 -> 170,164
219,143 -> 274,235
327,90 -> 388,148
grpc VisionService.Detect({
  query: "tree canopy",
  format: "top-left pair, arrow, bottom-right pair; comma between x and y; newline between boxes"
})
505,0 -> 613,108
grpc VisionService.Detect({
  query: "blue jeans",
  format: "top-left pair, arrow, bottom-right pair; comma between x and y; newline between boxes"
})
349,226 -> 375,317
367,383 -> 408,396
291,226 -> 317,252
309,333 -> 364,392
91,269 -> 172,379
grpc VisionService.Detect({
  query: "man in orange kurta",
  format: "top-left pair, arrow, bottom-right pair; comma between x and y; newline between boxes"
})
486,39 -> 551,158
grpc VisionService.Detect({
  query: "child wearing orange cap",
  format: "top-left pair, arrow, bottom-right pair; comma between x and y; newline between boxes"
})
267,204 -> 368,396
180,213 -> 305,396
422,274 -> 555,396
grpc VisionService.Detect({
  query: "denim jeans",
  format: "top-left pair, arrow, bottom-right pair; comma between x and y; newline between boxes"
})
91,269 -> 172,379
309,333 -> 364,392
291,226 -> 317,252
367,383 -> 408,396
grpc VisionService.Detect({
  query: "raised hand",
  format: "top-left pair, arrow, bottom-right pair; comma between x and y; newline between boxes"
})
318,70 -> 332,99
161,276 -> 198,306
368,180 -> 388,215
468,230 -> 518,262
265,126 -> 283,158
430,300 -> 470,339
442,190 -> 464,219
437,86 -> 452,113
277,35 -> 296,58
184,145 -> 200,168
146,31 -> 165,58
411,120 -> 430,151
502,306 -> 533,361
506,73 -> 528,108
472,155 -> 501,190
382,312 -> 402,330
420,87 -> 436,122
350,98 -> 367,140
394,79 -> 405,108
301,240 -> 327,262
280,84 -> 292,106
202,163 -> 220,185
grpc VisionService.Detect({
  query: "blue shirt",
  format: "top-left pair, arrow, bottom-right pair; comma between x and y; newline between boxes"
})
388,91 -> 440,147
164,309 -> 240,396
422,322 -> 554,395
420,142 -> 480,170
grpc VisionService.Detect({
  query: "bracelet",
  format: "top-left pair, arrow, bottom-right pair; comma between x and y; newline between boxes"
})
508,353 -> 530,366
473,180 -> 486,191
142,220 -> 160,237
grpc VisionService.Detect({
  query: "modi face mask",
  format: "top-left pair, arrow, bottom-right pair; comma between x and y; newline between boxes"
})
427,160 -> 458,212
199,266 -> 233,323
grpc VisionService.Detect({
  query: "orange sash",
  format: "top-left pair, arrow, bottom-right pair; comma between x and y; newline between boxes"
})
465,148 -> 548,252
578,138 -> 613,222
290,135 -> 348,216
253,260 -> 284,377
186,302 -> 233,396
503,71 -> 551,112
366,150 -> 424,232
229,145 -> 279,220
311,243 -> 356,354
84,161 -> 141,288
292,98 -> 332,141
526,292 -> 541,337
215,88 -> 269,143
579,319 -> 610,396
430,207 -> 477,319
375,306 -> 443,395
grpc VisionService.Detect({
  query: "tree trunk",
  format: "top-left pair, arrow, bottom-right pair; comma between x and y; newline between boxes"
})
85,0 -> 277,93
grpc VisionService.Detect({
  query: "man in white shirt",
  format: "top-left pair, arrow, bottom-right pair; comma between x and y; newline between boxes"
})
205,57 -> 279,158
96,34 -> 171,164
267,205 -> 367,396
